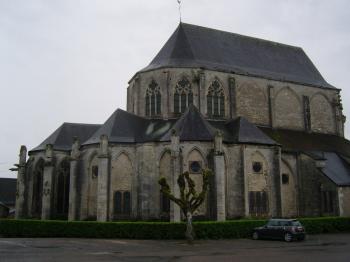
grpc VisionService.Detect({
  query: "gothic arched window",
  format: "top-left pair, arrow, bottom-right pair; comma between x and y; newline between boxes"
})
207,80 -> 225,118
56,159 -> 70,218
174,77 -> 193,114
145,80 -> 161,116
32,158 -> 44,218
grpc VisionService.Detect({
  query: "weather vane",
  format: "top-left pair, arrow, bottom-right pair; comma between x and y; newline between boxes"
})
177,0 -> 182,22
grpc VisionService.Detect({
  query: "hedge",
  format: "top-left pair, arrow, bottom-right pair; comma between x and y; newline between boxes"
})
0,217 -> 349,239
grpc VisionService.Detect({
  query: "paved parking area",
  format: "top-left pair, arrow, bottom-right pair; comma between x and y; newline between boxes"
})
0,233 -> 349,262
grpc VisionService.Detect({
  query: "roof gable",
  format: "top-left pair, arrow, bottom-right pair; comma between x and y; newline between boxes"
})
160,105 -> 216,141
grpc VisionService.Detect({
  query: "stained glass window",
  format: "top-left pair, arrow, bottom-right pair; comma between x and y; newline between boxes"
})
145,80 -> 161,116
207,80 -> 225,118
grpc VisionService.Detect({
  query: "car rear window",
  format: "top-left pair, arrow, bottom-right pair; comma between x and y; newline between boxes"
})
291,221 -> 302,226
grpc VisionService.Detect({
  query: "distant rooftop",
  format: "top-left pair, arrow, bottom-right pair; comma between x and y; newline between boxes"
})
141,23 -> 334,89
0,178 -> 17,207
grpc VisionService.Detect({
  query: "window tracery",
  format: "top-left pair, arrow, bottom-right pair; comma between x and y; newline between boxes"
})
207,80 -> 225,118
174,77 -> 193,113
145,80 -> 161,116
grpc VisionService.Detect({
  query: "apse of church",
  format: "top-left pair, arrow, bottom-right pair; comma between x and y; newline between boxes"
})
14,23 -> 350,222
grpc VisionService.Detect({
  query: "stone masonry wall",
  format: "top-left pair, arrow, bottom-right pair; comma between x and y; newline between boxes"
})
127,68 -> 342,136
280,153 -> 298,217
338,187 -> 350,216
298,153 -> 338,217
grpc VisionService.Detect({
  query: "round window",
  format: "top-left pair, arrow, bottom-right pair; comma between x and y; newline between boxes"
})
189,161 -> 202,173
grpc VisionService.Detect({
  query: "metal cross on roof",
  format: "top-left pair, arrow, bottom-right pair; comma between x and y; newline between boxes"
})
177,0 -> 182,22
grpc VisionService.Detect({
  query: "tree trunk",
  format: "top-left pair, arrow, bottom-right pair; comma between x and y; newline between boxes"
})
185,212 -> 194,243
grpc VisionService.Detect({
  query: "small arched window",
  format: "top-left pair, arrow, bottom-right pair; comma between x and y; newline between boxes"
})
207,80 -> 225,118
174,77 -> 193,114
145,80 -> 161,116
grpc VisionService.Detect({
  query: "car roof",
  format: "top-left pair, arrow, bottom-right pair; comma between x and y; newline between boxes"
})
268,218 -> 298,221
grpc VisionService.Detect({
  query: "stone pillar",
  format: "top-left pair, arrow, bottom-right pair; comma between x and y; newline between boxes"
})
242,146 -> 249,217
199,70 -> 206,115
135,75 -> 141,116
337,187 -> 350,217
303,96 -> 311,132
229,77 -> 236,119
270,146 -> 282,217
214,132 -> 226,221
164,70 -> 170,118
41,144 -> 55,220
97,135 -> 110,222
334,92 -> 345,137
15,145 -> 27,219
170,130 -> 181,222
268,85 -> 274,127
68,137 -> 80,221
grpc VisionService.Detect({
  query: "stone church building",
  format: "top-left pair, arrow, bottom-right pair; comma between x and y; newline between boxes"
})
15,23 -> 350,222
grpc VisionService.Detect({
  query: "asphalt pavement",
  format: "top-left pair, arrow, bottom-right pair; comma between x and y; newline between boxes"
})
0,233 -> 349,262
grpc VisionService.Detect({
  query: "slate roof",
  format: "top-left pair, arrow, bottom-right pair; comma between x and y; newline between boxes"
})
0,178 -> 17,207
224,117 -> 277,145
30,123 -> 101,152
160,105 -> 216,141
259,127 -> 350,157
82,109 -> 175,145
304,151 -> 350,186
83,107 -> 277,146
260,127 -> 350,186
141,23 -> 334,89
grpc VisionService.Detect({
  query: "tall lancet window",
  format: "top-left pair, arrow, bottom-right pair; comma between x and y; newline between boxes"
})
145,80 -> 161,116
174,77 -> 193,114
207,80 -> 225,118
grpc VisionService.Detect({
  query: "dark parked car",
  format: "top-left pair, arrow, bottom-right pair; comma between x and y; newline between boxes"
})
252,219 -> 305,242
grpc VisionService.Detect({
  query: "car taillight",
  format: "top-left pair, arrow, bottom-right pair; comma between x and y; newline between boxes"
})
291,226 -> 304,232
293,226 -> 304,232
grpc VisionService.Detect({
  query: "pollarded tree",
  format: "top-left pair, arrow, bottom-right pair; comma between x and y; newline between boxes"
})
158,169 -> 212,242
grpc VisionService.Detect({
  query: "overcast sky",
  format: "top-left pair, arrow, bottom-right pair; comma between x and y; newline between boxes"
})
1,0 -> 350,178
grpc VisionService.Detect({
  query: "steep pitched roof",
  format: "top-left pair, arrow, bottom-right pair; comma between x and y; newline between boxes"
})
82,109 -> 174,145
0,178 -> 17,206
141,23 -> 334,89
82,107 -> 277,146
160,105 -> 216,141
30,123 -> 101,152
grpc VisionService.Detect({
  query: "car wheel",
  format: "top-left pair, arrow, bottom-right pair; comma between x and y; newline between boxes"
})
284,233 -> 293,242
252,231 -> 259,240
299,235 -> 305,241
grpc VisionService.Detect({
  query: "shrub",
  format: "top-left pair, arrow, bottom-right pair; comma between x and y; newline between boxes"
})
299,217 -> 350,234
0,217 -> 349,239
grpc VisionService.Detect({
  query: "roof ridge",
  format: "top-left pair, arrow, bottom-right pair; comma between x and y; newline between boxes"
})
170,23 -> 196,60
181,22 -> 303,50
62,122 -> 101,126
